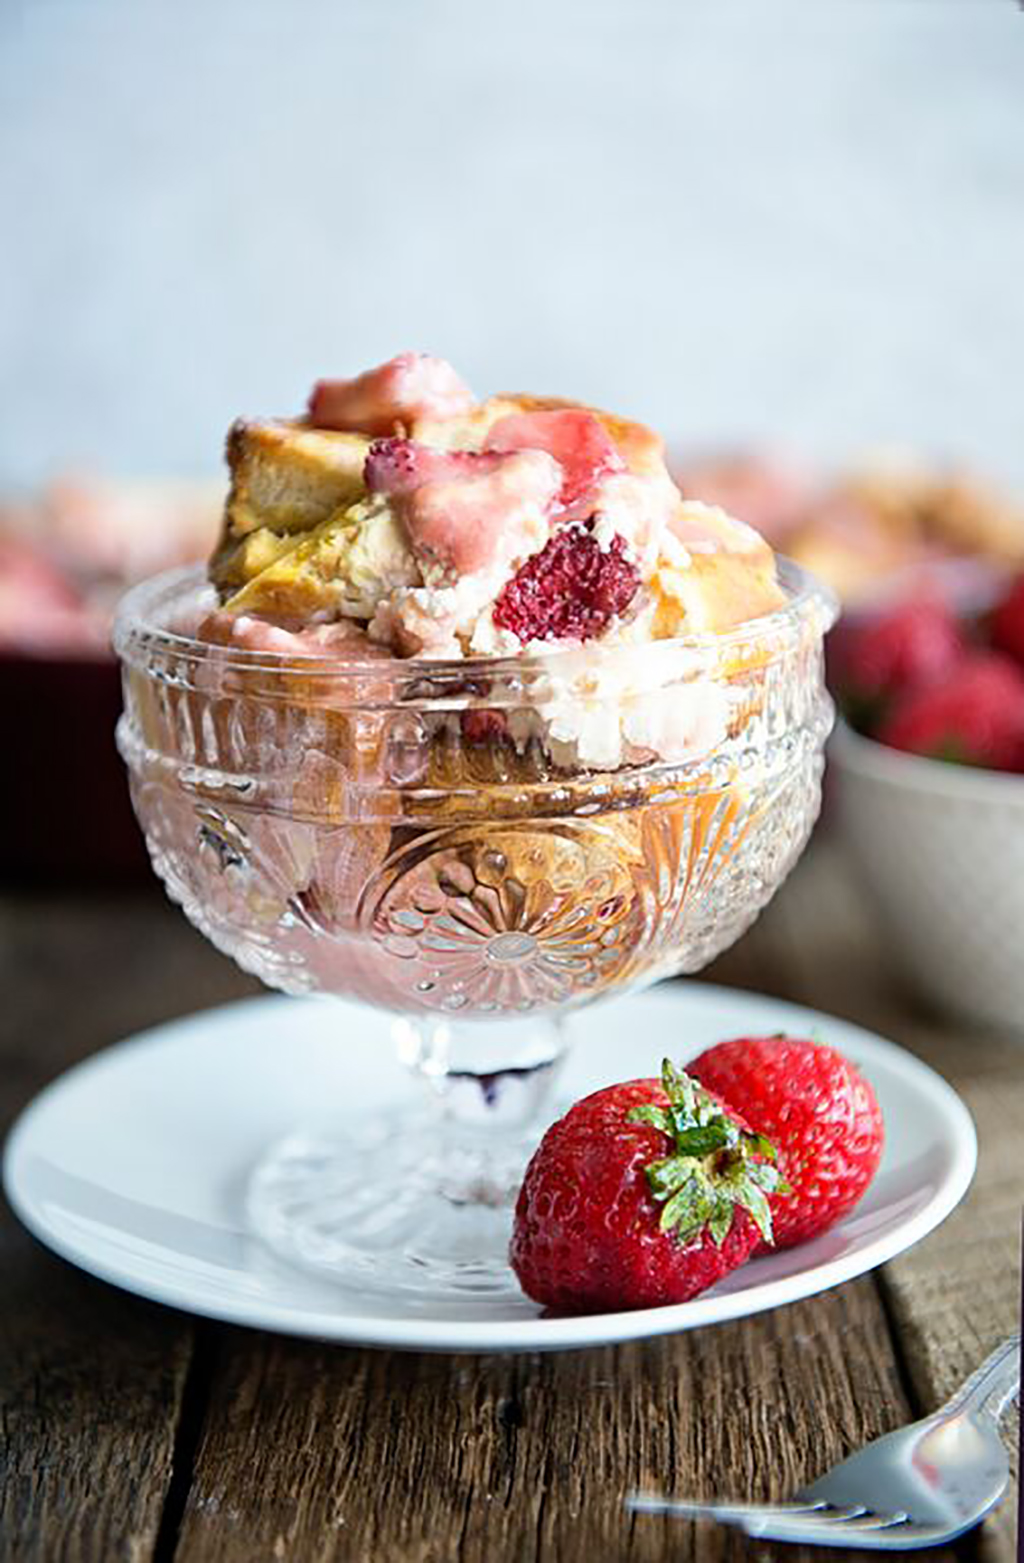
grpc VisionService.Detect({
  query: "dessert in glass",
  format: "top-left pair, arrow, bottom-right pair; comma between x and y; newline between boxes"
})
114,354 -> 837,1301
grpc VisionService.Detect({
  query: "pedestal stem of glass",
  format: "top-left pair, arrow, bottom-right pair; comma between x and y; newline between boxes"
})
395,1011 -> 566,1123
247,1011 -> 567,1298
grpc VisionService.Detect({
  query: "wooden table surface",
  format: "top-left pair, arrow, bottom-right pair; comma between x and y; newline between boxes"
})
1,839 -> 1019,1563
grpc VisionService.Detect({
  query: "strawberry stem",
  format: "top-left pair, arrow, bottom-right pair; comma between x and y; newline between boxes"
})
627,1058 -> 786,1250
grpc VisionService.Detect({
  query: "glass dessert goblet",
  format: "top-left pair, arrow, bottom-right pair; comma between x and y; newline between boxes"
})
114,560 -> 836,1299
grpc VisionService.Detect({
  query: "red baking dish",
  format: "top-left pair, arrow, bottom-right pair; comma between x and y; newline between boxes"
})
3,648 -> 149,882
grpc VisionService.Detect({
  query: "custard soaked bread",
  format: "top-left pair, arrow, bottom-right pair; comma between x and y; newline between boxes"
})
211,419 -> 371,590
206,352 -> 784,724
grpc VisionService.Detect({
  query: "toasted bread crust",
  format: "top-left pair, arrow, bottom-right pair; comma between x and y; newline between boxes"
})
209,526 -> 301,593
224,418 -> 370,536
211,418 -> 372,594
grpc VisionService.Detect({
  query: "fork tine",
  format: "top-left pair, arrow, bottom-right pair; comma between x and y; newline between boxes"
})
627,1495 -> 950,1549
626,1492 -> 830,1522
826,1511 -> 912,1531
743,1509 -> 911,1534
702,1503 -> 895,1532
740,1513 -> 939,1548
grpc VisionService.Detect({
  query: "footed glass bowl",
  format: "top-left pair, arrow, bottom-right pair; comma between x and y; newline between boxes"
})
114,560 -> 836,1299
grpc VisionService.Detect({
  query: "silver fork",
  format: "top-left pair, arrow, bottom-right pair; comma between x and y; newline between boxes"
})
627,1333 -> 1019,1550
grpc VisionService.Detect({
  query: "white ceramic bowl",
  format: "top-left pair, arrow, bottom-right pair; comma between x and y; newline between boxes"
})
830,720 -> 1024,1034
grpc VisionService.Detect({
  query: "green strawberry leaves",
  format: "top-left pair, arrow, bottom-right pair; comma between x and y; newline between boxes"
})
628,1058 -> 787,1251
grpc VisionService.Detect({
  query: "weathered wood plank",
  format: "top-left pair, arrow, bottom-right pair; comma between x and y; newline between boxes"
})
716,842 -> 1021,1561
176,1283 -> 924,1563
0,889 -> 255,1563
882,1072 -> 1020,1563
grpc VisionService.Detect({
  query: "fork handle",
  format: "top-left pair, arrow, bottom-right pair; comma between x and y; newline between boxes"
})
942,1333 -> 1020,1423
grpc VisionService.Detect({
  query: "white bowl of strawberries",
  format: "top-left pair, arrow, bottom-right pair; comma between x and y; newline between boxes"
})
829,573 -> 1024,1033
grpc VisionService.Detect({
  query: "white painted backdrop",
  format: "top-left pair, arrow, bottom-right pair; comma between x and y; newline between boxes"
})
1,0 -> 1022,487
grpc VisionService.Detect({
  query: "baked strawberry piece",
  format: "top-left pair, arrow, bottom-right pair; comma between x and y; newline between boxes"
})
460,708 -> 509,743
829,596 -> 963,731
364,436 -> 505,497
689,1035 -> 884,1252
989,573 -> 1024,668
484,409 -> 624,516
877,652 -> 1024,770
493,524 -> 640,643
308,352 -> 474,436
510,1059 -> 783,1313
365,435 -> 561,592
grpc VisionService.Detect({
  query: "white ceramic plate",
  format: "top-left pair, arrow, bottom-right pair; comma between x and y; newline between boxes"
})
3,984 -> 976,1353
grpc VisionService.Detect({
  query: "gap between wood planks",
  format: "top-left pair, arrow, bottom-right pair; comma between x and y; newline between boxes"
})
153,1325 -> 221,1563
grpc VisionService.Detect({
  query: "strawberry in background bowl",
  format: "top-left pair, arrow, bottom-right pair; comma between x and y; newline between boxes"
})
829,574 -> 1024,1033
1,478 -> 220,881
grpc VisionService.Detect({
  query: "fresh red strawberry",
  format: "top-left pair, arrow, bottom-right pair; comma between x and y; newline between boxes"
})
493,523 -> 639,643
990,573 -> 1024,668
510,1060 -> 783,1313
829,597 -> 963,732
484,409 -> 624,514
877,652 -> 1024,770
689,1035 -> 884,1252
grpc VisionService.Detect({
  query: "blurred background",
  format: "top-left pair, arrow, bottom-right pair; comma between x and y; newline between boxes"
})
3,0 -> 1024,877
3,0 -> 1024,479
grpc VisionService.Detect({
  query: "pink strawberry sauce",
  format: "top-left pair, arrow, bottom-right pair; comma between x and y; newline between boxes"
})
366,436 -> 560,584
484,409 -> 624,516
308,352 -> 475,436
